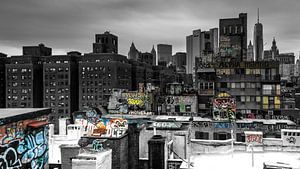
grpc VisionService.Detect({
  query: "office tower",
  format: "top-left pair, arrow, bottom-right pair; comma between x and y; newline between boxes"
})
219,13 -> 247,61
186,29 -> 200,74
128,42 -> 139,61
93,31 -> 118,54
0,53 -> 8,108
253,9 -> 264,61
43,52 -> 80,133
186,28 -> 218,74
247,41 -> 254,61
151,45 -> 157,66
157,44 -> 172,65
172,52 -> 186,69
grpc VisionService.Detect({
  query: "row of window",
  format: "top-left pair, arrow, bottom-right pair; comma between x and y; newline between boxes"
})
45,88 -> 69,94
45,67 -> 69,72
7,95 -> 32,101
216,68 -> 277,76
7,68 -> 32,73
45,95 -> 69,101
44,102 -> 69,107
222,25 -> 244,35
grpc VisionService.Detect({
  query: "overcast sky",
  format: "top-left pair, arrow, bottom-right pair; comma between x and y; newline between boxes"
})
1,0 -> 300,59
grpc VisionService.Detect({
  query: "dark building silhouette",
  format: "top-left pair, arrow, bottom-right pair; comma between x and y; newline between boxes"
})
0,53 -> 9,108
23,43 -> 52,56
128,42 -> 139,61
130,60 -> 153,91
6,44 -> 51,108
264,38 -> 279,61
93,31 -> 118,54
43,52 -> 80,133
253,9 -> 263,61
150,45 -> 156,66
157,44 -> 172,64
138,52 -> 155,66
172,52 -> 186,69
247,41 -> 254,61
78,53 -> 131,110
219,13 -> 247,61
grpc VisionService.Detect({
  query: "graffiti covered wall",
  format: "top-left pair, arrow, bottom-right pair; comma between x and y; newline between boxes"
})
164,95 -> 197,115
0,119 -> 49,169
212,93 -> 236,121
73,109 -> 128,138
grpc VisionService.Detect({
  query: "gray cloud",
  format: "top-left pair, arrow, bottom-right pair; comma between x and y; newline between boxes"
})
0,0 -> 299,58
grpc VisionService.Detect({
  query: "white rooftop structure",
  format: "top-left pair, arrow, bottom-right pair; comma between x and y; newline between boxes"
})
180,152 -> 300,169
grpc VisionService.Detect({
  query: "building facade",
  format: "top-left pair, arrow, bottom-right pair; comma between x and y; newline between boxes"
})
43,52 -> 80,133
219,13 -> 247,62
214,61 -> 281,119
79,53 -> 132,109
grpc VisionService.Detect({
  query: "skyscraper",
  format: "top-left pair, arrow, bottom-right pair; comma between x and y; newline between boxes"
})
128,42 -> 139,61
219,13 -> 247,61
247,41 -> 254,61
186,28 -> 218,74
157,44 -> 172,65
151,45 -> 157,66
253,9 -> 264,61
93,31 -> 118,54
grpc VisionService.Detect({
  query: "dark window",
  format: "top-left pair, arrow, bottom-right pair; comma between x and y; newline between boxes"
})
195,131 -> 209,139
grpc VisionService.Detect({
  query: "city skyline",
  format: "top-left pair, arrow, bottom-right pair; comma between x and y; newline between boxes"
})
1,0 -> 300,59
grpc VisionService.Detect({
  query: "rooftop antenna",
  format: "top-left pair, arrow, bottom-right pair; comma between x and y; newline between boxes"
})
257,8 -> 260,23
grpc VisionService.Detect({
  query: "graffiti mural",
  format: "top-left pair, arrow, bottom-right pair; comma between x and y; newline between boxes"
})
212,92 -> 236,121
192,122 -> 212,128
213,122 -> 232,129
0,120 -> 49,169
74,110 -> 128,138
148,122 -> 182,129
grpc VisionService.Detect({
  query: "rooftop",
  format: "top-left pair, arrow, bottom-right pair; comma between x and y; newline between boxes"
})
0,108 -> 51,125
180,152 -> 300,169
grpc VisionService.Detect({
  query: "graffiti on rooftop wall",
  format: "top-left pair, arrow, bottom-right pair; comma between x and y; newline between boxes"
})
213,122 -> 232,129
0,120 -> 48,169
74,110 -> 128,137
245,134 -> 263,144
213,93 -> 236,121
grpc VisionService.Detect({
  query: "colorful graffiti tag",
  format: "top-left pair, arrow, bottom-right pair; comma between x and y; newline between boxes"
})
212,93 -> 236,121
73,110 -> 128,138
0,120 -> 48,169
245,131 -> 263,145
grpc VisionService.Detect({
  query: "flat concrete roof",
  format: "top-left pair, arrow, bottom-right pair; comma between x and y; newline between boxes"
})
0,108 -> 51,125
180,152 -> 300,169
